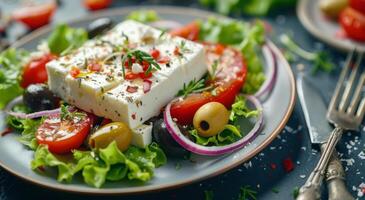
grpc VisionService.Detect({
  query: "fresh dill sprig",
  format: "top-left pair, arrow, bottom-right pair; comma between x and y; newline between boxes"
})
209,59 -> 219,80
177,79 -> 208,98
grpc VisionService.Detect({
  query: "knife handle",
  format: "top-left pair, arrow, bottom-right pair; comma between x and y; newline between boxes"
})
321,144 -> 355,200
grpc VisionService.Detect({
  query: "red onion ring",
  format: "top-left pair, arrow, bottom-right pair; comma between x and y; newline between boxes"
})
163,95 -> 263,156
4,96 -> 23,113
149,20 -> 183,30
7,106 -> 75,119
254,45 -> 277,100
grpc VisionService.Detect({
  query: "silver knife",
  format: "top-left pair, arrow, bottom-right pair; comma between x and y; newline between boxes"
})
296,70 -> 354,200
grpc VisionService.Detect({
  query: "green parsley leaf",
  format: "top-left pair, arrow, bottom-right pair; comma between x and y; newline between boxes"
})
292,187 -> 300,199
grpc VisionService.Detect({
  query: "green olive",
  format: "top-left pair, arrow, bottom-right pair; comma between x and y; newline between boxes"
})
320,0 -> 347,18
89,122 -> 132,151
193,102 -> 229,137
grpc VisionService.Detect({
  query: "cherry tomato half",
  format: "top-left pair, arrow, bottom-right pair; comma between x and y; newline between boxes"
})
350,0 -> 365,15
83,0 -> 112,11
21,53 -> 56,88
170,44 -> 247,125
169,21 -> 200,41
12,2 -> 56,30
36,112 -> 93,154
339,7 -> 365,41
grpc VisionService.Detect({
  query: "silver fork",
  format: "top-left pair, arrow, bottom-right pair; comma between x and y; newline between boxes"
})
296,50 -> 364,200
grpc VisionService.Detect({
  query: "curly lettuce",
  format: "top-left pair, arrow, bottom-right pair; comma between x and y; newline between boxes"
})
0,49 -> 29,109
198,17 -> 266,94
31,141 -> 167,188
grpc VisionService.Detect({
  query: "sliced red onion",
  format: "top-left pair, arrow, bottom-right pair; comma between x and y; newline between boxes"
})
4,95 -> 23,112
143,79 -> 152,93
7,106 -> 75,119
149,20 -> 183,30
163,95 -> 263,156
254,45 -> 277,100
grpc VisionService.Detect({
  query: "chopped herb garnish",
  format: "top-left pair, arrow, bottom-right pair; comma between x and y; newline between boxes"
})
121,49 -> 161,77
177,79 -> 208,98
292,187 -> 299,199
158,30 -> 166,39
238,185 -> 257,200
204,190 -> 214,200
280,34 -> 333,74
60,104 -> 86,121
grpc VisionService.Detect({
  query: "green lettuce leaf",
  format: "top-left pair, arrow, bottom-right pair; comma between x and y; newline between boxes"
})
47,24 -> 88,55
0,48 -> 29,109
126,10 -> 159,23
7,107 -> 41,150
229,96 -> 259,123
30,141 -> 167,188
31,145 -> 74,182
198,17 -> 266,94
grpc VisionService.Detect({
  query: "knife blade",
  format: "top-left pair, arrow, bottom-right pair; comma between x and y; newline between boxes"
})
296,70 -> 354,200
297,72 -> 332,144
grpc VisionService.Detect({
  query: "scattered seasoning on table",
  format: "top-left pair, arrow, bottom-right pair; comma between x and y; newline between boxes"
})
238,185 -> 257,200
270,163 -> 277,170
282,157 -> 294,172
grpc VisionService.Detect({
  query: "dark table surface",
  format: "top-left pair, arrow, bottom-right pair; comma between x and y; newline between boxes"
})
0,1 -> 364,200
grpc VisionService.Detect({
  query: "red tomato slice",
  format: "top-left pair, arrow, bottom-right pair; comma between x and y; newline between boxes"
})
170,44 -> 247,125
12,2 -> 56,29
169,21 -> 200,41
350,0 -> 365,15
36,112 -> 93,154
21,53 -> 56,88
339,7 -> 365,41
83,0 -> 112,11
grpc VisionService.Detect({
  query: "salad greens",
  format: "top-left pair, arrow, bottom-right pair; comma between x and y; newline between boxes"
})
32,141 -> 167,188
198,17 -> 266,94
280,34 -> 333,74
126,10 -> 159,23
6,105 -> 41,150
0,49 -> 29,109
199,0 -> 297,16
47,24 -> 88,55
189,97 -> 259,146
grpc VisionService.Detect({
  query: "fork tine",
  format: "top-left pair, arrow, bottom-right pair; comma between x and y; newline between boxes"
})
357,96 -> 365,119
347,72 -> 365,114
339,52 -> 363,112
328,49 -> 355,111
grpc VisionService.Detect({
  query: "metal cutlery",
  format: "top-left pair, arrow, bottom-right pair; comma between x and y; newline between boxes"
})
296,50 -> 364,200
297,69 -> 354,200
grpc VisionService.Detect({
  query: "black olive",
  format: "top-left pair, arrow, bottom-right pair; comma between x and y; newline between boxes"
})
87,18 -> 114,38
23,84 -> 60,112
152,118 -> 189,158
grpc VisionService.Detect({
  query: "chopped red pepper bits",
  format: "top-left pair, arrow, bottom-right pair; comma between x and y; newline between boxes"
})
282,157 -> 295,172
270,163 -> 277,170
70,67 -> 81,78
88,62 -> 102,72
150,49 -> 160,59
126,85 -> 138,93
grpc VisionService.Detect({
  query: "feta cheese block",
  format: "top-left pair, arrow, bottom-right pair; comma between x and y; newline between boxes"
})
47,20 -> 207,131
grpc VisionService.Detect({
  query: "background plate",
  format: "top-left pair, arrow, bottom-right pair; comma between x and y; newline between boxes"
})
0,6 -> 295,194
297,0 -> 365,52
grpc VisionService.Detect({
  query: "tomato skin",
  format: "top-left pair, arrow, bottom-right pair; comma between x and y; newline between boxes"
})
83,0 -> 112,11
12,2 -> 56,29
36,112 -> 93,154
339,7 -> 365,41
21,53 -> 56,88
169,22 -> 200,41
350,0 -> 365,15
170,44 -> 247,125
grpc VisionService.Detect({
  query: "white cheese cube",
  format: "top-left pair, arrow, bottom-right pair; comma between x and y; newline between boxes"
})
132,123 -> 153,148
